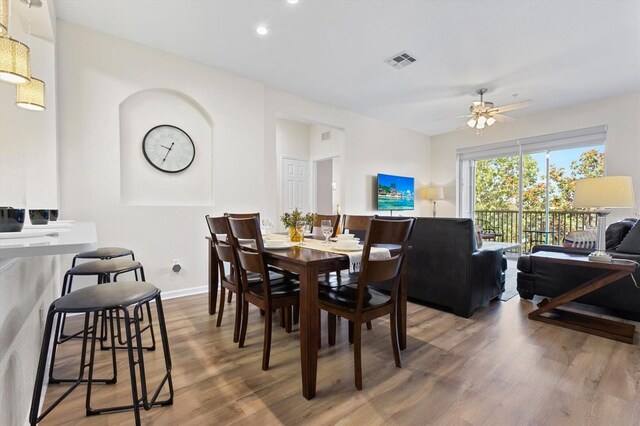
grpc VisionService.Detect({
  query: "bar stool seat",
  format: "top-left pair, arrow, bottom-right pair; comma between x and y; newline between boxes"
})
75,247 -> 134,260
55,281 -> 158,312
68,259 -> 142,276
30,281 -> 174,425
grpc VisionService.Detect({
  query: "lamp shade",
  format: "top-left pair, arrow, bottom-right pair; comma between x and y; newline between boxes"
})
573,176 -> 635,208
0,36 -> 30,84
423,186 -> 445,200
16,76 -> 45,111
0,0 -> 8,36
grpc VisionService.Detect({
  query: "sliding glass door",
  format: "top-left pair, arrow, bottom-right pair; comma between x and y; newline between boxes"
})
458,129 -> 605,253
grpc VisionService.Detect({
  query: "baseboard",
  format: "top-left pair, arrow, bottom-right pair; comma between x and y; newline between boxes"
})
161,285 -> 208,300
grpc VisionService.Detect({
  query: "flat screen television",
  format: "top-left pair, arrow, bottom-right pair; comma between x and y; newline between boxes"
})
377,173 -> 415,211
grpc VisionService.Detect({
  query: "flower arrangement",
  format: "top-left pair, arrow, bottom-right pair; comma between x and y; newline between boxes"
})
280,208 -> 314,229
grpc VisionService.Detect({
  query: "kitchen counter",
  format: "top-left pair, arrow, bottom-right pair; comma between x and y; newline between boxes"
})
0,222 -> 97,259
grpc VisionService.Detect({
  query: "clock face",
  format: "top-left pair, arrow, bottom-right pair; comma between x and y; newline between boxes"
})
142,125 -> 195,173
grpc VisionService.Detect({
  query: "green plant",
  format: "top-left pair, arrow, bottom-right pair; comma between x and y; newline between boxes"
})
280,208 -> 314,229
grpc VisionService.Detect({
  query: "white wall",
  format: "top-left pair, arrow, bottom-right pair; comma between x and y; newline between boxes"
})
309,124 -> 345,213
431,92 -> 640,218
266,89 -> 432,221
57,22 -> 432,297
119,89 -> 214,206
57,22 -> 266,295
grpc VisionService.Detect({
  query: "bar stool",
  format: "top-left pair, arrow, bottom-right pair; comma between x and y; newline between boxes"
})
72,247 -> 138,279
59,259 -> 152,350
30,281 -> 174,426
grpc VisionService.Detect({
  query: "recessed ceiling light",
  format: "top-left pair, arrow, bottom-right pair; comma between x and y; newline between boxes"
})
287,0 -> 299,4
256,26 -> 269,36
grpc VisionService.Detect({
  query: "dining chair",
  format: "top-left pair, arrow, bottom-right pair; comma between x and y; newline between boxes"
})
319,217 -> 415,390
205,215 -> 245,343
342,215 -> 374,240
224,212 -> 261,219
227,216 -> 300,370
312,213 -> 341,238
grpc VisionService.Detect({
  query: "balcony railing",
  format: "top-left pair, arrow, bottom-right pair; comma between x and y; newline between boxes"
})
474,210 -> 599,254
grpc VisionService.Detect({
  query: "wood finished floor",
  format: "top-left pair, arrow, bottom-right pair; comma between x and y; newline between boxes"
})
41,293 -> 640,425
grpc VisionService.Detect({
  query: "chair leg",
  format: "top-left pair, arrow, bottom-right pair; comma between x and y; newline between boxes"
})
318,310 -> 322,349
262,309 -> 272,371
348,321 -> 354,344
284,306 -> 292,333
239,301 -> 249,348
354,322 -> 363,390
216,288 -> 226,327
227,290 -> 233,303
233,291 -> 242,343
328,313 -> 336,346
29,309 -> 56,425
366,321 -> 372,330
293,303 -> 299,325
390,307 -> 402,368
279,307 -> 286,329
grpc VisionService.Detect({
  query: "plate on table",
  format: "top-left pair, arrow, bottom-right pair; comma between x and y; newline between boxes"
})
264,241 -> 297,250
0,229 -> 60,239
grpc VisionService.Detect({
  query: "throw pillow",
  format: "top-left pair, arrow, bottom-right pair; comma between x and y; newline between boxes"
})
563,229 -> 597,249
617,220 -> 640,254
606,218 -> 638,251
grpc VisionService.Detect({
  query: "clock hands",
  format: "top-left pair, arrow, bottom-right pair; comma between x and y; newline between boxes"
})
161,142 -> 175,163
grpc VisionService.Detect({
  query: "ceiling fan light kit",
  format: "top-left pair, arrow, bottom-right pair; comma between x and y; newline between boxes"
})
462,88 -> 531,134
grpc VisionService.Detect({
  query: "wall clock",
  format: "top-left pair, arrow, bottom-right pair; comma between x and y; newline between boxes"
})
142,125 -> 195,173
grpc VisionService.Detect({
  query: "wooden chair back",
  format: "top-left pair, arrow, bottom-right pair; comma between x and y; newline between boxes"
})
205,215 -> 240,284
227,217 -> 270,294
225,212 -> 261,220
355,218 -> 415,313
342,215 -> 373,240
313,214 -> 340,238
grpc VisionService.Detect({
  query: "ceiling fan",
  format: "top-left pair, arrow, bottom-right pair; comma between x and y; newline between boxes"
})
458,88 -> 531,133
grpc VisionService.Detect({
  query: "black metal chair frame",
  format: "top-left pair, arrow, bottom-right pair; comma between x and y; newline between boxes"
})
58,261 -> 156,353
30,289 -> 174,425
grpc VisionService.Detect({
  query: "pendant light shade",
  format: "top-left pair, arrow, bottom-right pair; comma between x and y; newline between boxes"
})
16,76 -> 44,110
0,0 -> 8,36
0,36 -> 30,84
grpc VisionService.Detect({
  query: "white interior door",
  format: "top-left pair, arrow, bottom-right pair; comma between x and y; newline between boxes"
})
283,157 -> 309,212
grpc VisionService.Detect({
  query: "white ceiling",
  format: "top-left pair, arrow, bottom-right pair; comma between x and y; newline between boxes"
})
54,0 -> 640,136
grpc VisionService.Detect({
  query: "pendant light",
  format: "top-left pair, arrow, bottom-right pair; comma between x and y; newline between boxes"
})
0,0 -> 30,84
0,0 -> 8,35
16,0 -> 44,111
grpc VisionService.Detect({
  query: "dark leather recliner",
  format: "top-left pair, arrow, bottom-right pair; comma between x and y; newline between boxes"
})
517,218 -> 640,320
376,217 -> 507,317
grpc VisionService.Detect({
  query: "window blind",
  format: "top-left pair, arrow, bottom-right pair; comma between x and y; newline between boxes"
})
456,125 -> 607,161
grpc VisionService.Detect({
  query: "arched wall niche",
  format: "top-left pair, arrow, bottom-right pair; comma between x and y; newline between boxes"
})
119,88 -> 214,206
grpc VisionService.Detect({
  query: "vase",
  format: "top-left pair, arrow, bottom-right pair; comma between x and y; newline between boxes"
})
288,226 -> 304,242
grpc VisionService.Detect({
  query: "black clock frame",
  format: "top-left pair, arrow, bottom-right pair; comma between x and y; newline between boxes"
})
142,124 -> 196,174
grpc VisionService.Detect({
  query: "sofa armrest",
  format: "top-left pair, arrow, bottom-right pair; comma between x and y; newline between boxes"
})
531,244 -> 592,256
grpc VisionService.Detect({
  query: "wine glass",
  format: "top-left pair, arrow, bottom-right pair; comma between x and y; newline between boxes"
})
321,220 -> 333,244
261,218 -> 273,239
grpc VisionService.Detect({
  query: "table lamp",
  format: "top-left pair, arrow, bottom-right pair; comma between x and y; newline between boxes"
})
572,176 -> 635,262
423,186 -> 445,217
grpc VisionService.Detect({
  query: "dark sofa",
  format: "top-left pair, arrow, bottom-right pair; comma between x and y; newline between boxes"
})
377,217 -> 507,317
517,218 -> 640,319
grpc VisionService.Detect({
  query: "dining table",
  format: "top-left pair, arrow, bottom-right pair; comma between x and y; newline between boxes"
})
206,235 -> 408,400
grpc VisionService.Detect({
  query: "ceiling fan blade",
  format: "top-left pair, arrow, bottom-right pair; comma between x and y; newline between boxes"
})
489,100 -> 532,114
493,113 -> 514,123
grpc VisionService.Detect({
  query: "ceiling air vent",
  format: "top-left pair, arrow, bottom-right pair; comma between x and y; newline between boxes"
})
385,51 -> 417,69
321,131 -> 331,141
